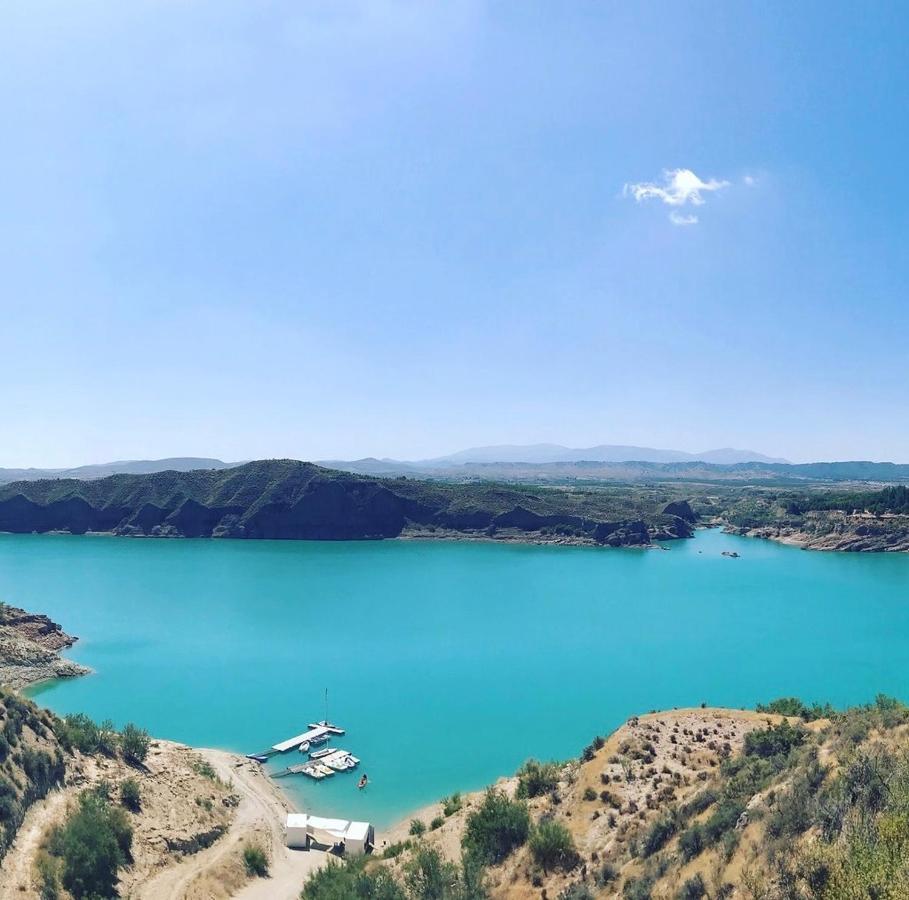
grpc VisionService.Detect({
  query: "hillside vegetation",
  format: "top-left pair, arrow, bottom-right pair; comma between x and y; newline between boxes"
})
0,460 -> 694,546
320,697 -> 909,899
717,485 -> 909,551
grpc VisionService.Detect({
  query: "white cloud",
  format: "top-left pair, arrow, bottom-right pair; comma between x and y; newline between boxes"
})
743,174 -> 757,186
624,168 -> 729,224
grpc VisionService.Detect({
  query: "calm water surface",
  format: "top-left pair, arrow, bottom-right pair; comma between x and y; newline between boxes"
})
1,529 -> 907,825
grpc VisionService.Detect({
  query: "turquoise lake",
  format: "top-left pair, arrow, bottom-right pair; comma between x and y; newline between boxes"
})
1,528 -> 907,826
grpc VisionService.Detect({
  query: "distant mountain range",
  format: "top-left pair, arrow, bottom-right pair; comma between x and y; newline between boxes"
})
4,448 -> 909,489
419,444 -> 790,466
0,458 -> 233,485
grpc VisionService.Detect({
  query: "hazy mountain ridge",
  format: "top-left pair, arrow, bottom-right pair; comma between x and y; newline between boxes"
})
319,458 -> 909,484
0,457 -> 235,485
422,443 -> 790,465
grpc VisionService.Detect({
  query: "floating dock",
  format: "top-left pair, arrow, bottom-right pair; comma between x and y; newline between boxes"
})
247,722 -> 346,760
272,750 -> 359,780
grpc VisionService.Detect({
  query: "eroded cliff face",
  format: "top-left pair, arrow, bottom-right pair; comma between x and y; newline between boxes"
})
0,461 -> 693,548
728,511 -> 909,552
0,605 -> 89,690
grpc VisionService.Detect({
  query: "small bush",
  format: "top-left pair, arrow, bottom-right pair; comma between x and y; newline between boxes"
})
302,858 -> 405,899
442,791 -> 463,817
743,721 -> 805,760
677,873 -> 706,900
641,816 -> 675,857
58,790 -> 133,899
679,823 -> 704,860
429,815 -> 445,830
516,759 -> 560,799
382,840 -> 411,859
529,818 -> 579,873
242,843 -> 268,877
462,788 -> 530,864
409,818 -> 426,837
582,787 -> 597,801
120,778 -> 141,812
191,758 -> 217,780
120,723 -> 151,764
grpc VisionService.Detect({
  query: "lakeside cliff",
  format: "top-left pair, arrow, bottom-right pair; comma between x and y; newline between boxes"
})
0,460 -> 695,548
0,604 -> 89,690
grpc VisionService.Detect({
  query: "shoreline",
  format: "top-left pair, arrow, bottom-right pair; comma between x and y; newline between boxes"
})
0,604 -> 91,691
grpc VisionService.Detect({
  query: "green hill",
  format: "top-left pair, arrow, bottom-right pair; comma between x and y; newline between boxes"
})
0,460 -> 693,546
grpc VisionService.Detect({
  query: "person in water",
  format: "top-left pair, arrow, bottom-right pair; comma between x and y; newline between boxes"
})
358,773 -> 368,789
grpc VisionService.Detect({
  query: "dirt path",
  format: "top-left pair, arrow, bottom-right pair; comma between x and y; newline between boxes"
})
0,787 -> 72,899
136,749 -> 328,900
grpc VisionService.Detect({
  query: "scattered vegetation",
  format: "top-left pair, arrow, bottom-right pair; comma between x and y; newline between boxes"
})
120,722 -> 151,764
120,777 -> 141,812
441,791 -> 463,817
528,818 -> 578,873
43,787 -> 133,899
462,788 -> 530,865
516,759 -> 560,799
242,842 -> 268,877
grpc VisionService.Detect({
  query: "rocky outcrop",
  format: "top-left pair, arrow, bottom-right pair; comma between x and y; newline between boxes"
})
728,512 -> 909,552
662,499 -> 696,523
0,604 -> 89,689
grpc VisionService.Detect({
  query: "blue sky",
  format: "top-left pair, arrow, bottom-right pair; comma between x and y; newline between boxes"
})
2,1 -> 907,466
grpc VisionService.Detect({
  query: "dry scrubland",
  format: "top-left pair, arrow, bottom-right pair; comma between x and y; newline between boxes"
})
313,698 -> 909,900
0,687 -> 320,900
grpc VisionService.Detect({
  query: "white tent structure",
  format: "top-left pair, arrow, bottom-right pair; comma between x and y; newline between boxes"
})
284,813 -> 374,856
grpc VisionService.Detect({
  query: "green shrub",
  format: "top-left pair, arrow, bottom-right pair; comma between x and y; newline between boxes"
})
679,823 -> 704,860
702,800 -> 745,845
623,874 -> 654,900
97,720 -> 118,757
641,816 -> 676,857
516,759 -> 560,799
430,815 -> 445,831
120,778 -> 141,812
529,818 -> 579,873
560,884 -> 595,900
382,840 -> 411,859
35,849 -> 60,900
677,873 -> 706,900
409,818 -> 426,837
302,857 -> 405,899
58,714 -> 101,755
58,790 -> 133,899
680,788 -> 717,820
582,787 -> 597,801
120,723 -> 151,764
242,843 -> 268,877
191,758 -> 218,780
744,721 -> 805,760
755,697 -> 834,721
462,788 -> 530,864
442,792 -> 463,817
403,845 -> 459,898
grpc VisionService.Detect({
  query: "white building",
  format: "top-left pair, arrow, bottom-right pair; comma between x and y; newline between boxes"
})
285,813 -> 374,856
